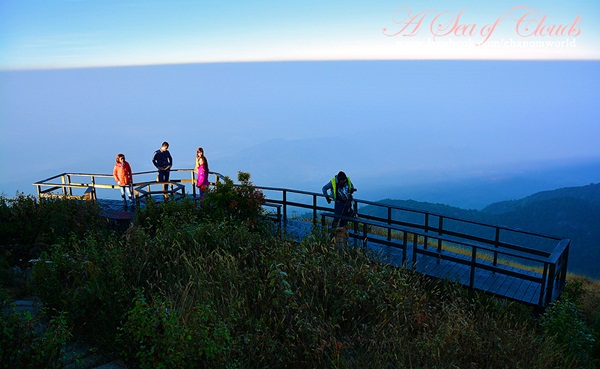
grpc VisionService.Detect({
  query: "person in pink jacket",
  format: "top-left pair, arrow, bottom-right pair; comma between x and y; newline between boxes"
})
195,147 -> 210,198
113,153 -> 134,207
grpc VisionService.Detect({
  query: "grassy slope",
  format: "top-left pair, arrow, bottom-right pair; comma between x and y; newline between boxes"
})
1,191 -> 599,368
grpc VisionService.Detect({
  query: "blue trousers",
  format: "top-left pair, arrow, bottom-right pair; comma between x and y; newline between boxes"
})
332,200 -> 353,229
158,169 -> 170,192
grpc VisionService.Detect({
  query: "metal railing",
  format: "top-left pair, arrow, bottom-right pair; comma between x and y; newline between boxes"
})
33,169 -> 225,201
257,186 -> 569,308
32,176 -> 569,307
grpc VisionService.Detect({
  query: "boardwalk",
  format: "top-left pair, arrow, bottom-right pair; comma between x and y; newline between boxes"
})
33,170 -> 570,309
371,241 -> 551,306
279,216 -> 566,308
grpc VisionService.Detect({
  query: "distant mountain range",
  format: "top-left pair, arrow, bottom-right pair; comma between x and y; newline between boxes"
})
361,183 -> 600,279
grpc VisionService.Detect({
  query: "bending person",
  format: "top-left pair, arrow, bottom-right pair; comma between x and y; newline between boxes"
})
322,171 -> 357,229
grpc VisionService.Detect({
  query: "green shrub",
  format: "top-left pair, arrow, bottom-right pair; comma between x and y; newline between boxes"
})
0,194 -> 107,266
118,293 -> 234,369
31,234 -> 135,348
0,295 -> 71,369
541,297 -> 596,366
201,171 -> 266,228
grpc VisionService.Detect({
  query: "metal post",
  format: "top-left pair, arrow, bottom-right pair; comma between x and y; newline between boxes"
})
470,247 -> 477,288
282,190 -> 287,223
387,207 -> 392,241
539,263 -> 549,307
493,227 -> 500,267
313,195 -> 317,225
67,175 -> 73,197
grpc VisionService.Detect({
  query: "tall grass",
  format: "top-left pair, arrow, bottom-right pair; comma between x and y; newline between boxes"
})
1,176 -> 598,368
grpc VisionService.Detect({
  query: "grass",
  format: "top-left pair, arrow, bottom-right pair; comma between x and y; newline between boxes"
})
1,182 -> 599,368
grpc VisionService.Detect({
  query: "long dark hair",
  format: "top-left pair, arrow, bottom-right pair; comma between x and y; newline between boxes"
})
196,147 -> 209,172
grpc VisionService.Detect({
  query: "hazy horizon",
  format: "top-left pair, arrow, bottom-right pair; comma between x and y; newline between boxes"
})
1,60 -> 599,209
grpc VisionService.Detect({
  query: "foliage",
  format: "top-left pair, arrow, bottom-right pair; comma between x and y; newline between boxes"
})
541,297 -> 596,366
0,193 -> 107,266
1,176 -> 600,367
117,293 -> 233,369
134,171 -> 266,233
30,233 -> 135,348
201,171 -> 266,229
0,296 -> 71,369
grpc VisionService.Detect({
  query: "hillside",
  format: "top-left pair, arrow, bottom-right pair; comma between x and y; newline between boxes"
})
363,183 -> 600,279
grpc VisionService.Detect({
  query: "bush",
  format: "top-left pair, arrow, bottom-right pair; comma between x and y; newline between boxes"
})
118,293 -> 234,369
0,194 -> 107,266
541,297 -> 596,366
0,291 -> 71,369
201,171 -> 266,228
31,234 -> 135,348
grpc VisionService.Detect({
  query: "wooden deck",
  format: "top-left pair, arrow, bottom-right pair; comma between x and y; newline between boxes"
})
316,213 -> 567,308
412,249 -> 546,306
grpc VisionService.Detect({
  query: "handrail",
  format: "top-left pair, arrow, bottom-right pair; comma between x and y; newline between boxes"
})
255,185 -> 564,253
255,185 -> 569,307
33,173 -> 569,307
33,169 -> 226,200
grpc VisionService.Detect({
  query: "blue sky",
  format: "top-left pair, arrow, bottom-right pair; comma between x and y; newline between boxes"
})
1,0 -> 599,69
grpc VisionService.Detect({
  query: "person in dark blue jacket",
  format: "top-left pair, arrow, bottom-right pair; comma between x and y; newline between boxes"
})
322,171 -> 356,229
152,141 -> 173,193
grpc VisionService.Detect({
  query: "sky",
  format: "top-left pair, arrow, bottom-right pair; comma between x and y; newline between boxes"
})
1,0 -> 600,70
1,1 -> 600,208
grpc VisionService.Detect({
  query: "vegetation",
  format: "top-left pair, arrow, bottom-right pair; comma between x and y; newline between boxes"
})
1,173 -> 599,368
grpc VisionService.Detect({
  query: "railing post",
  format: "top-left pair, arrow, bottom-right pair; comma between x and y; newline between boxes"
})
67,175 -> 73,197
282,190 -> 287,223
387,207 -> 392,241
437,217 -> 443,262
402,232 -> 408,266
412,233 -> 418,269
470,247 -> 477,288
545,263 -> 557,307
61,175 -> 67,196
493,227 -> 500,267
91,175 -> 97,201
312,195 -> 317,226
191,170 -> 196,198
539,263 -> 548,307
424,213 -> 429,233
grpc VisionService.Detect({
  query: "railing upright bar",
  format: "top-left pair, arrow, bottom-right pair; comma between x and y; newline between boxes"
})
61,175 -> 67,196
91,175 -> 97,201
470,247 -> 477,288
312,194 -> 318,225
387,207 -> 392,241
493,227 -> 500,267
282,190 -> 287,223
412,233 -> 418,269
539,263 -> 549,307
402,231 -> 408,266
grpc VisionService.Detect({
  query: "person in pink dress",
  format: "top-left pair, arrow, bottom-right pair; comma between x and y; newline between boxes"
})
195,147 -> 210,198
